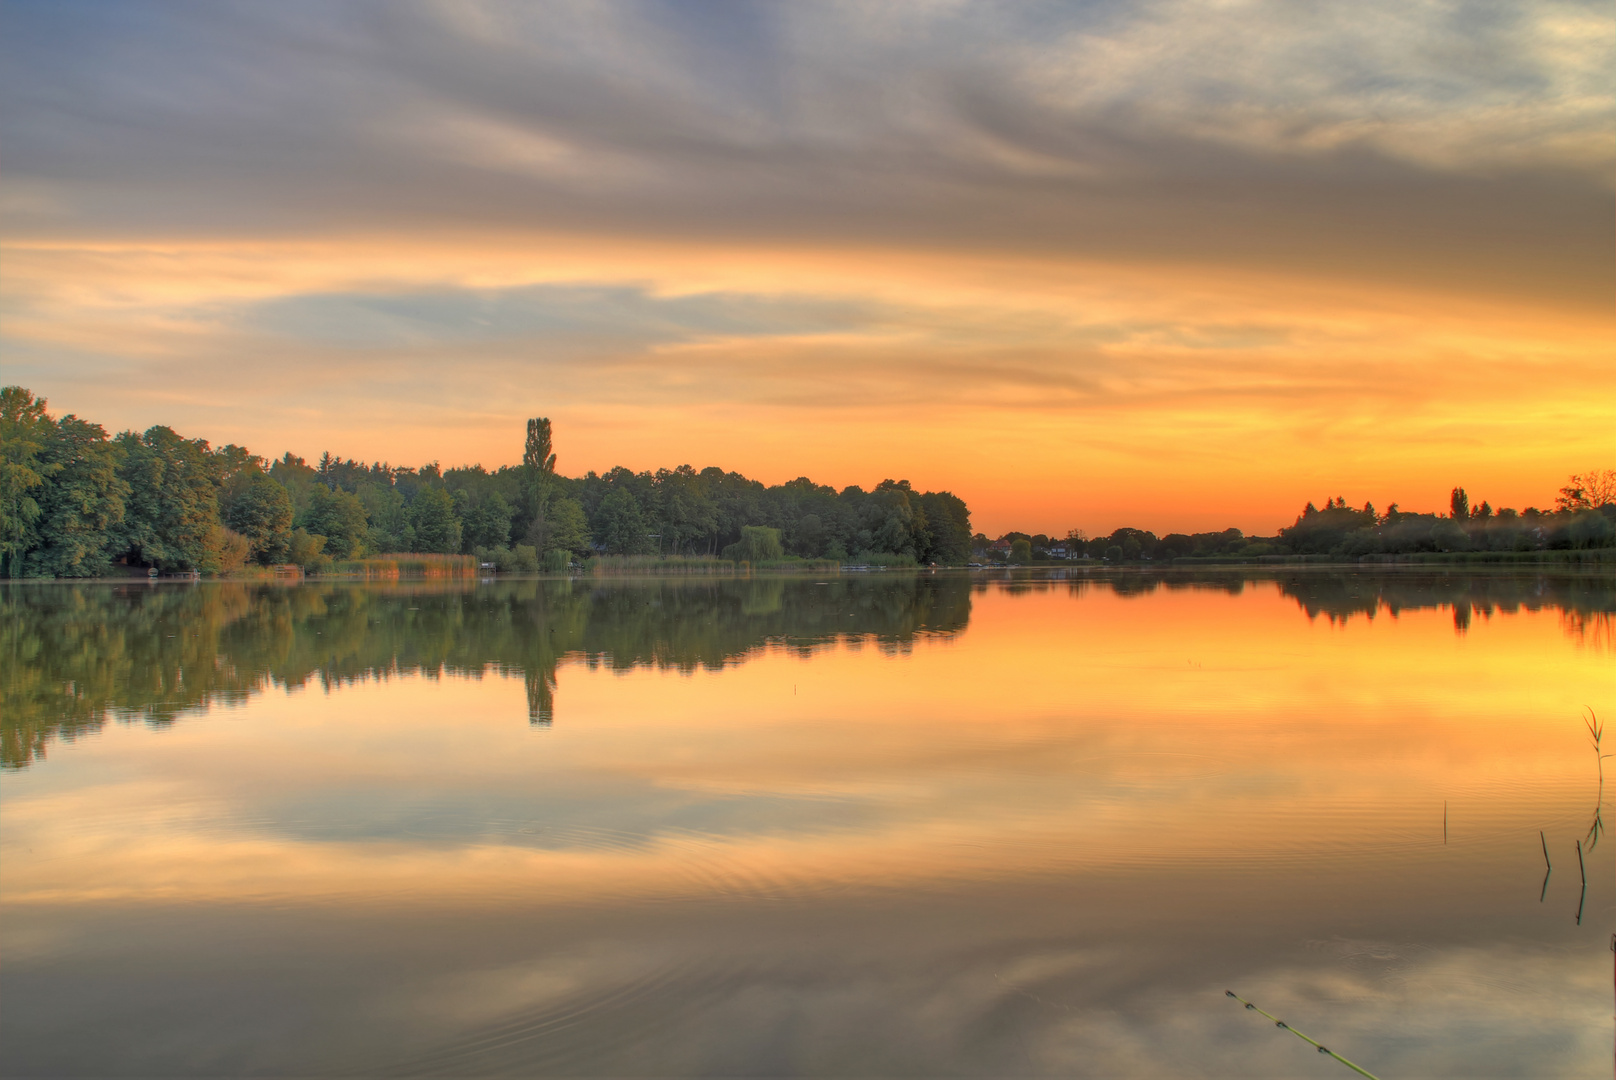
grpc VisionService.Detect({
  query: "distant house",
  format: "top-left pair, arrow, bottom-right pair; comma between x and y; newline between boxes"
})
1047,544 -> 1069,558
990,539 -> 1013,553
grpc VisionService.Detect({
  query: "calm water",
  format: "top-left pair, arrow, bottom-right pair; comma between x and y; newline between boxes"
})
2,570 -> 1613,1078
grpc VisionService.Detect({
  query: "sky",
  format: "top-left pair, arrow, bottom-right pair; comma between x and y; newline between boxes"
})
1,0 -> 1612,536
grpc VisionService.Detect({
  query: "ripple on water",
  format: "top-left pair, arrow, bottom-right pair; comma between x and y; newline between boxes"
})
384,957 -> 742,1077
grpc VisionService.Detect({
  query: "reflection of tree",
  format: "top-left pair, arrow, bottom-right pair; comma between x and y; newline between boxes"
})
1067,568 -> 1614,641
1272,570 -> 1616,637
2,574 -> 972,768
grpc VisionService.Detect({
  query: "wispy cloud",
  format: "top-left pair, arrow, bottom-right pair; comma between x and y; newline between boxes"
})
1,0 -> 1611,531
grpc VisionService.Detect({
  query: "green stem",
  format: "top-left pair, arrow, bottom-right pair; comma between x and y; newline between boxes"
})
1226,991 -> 1383,1080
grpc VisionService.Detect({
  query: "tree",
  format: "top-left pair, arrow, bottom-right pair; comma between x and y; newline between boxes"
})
303,484 -> 370,559
1450,487 -> 1469,520
225,472 -> 294,564
597,488 -> 652,554
524,417 -> 557,475
1559,469 -> 1616,511
458,489 -> 513,552
23,413 -> 127,578
116,425 -> 224,572
287,527 -> 328,569
0,386 -> 52,576
919,490 -> 971,565
408,486 -> 462,553
723,525 -> 783,562
1010,538 -> 1033,564
546,496 -> 591,556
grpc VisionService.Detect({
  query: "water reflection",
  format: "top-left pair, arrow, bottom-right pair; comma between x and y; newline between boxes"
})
8,570 -> 1616,770
2,569 -> 1613,1077
2,574 -> 972,768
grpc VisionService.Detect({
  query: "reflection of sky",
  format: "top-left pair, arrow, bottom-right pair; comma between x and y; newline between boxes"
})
2,580 -> 1612,1076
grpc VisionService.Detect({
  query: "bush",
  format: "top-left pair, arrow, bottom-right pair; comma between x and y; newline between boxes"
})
288,527 -> 331,571
541,547 -> 569,572
214,526 -> 251,574
722,525 -> 784,562
1568,511 -> 1616,549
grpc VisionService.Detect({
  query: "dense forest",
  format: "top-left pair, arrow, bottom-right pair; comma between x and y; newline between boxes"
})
0,387 -> 972,577
982,473 -> 1616,563
4,386 -> 1609,578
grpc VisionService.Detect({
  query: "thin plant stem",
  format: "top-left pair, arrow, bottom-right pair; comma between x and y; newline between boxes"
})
1225,991 -> 1381,1080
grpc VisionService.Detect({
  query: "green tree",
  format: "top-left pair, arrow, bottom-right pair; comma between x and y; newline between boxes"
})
458,489 -> 513,552
287,527 -> 328,569
597,488 -> 651,555
225,472 -> 294,564
919,490 -> 971,565
304,485 -> 370,559
115,426 -> 224,572
24,414 -> 128,577
358,483 -> 410,552
408,487 -> 462,553
1010,538 -> 1033,564
723,525 -> 784,562
0,387 -> 52,576
520,417 -> 558,539
547,495 -> 591,556
524,417 -> 557,475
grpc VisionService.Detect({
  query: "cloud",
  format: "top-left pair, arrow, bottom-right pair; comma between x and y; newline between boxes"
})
1,1 -> 1609,304
1,0 -> 1611,531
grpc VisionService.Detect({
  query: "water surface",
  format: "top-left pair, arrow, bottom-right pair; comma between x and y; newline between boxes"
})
3,570 -> 1613,1077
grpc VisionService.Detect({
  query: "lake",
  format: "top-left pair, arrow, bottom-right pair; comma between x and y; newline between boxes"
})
2,570 -> 1612,1077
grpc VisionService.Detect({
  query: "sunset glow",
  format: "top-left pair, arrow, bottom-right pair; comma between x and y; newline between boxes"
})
3,2 -> 1612,535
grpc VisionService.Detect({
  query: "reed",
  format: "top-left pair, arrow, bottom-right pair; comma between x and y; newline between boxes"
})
1225,991 -> 1381,1079
581,555 -> 843,576
318,554 -> 479,579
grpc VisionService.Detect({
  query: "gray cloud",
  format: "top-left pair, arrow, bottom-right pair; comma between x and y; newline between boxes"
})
2,0 -> 1610,307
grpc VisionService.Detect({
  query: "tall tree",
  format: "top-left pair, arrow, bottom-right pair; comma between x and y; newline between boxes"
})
524,418 -> 557,475
597,488 -> 651,554
1449,487 -> 1469,520
408,486 -> 462,554
303,485 -> 370,559
24,414 -> 128,577
225,472 -> 295,564
0,387 -> 53,576
115,426 -> 224,572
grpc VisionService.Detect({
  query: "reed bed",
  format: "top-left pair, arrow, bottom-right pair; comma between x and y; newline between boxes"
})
582,555 -> 845,575
318,554 -> 480,579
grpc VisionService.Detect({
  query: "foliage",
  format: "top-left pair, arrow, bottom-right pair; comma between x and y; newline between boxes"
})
407,486 -> 462,554
23,414 -> 128,578
116,426 -> 225,573
723,525 -> 784,562
224,471 -> 294,564
214,527 -> 252,573
5,387 -> 975,577
303,485 -> 370,559
287,527 -> 329,571
0,387 -> 53,576
597,487 -> 654,555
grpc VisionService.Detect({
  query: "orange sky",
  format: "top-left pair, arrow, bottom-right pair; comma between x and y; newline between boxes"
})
2,3 -> 1612,535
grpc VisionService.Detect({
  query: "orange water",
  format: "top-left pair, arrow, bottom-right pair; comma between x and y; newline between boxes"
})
2,572 -> 1611,1076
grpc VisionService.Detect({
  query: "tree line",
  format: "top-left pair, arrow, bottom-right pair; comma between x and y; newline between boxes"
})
0,387 -> 973,577
979,472 -> 1616,564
